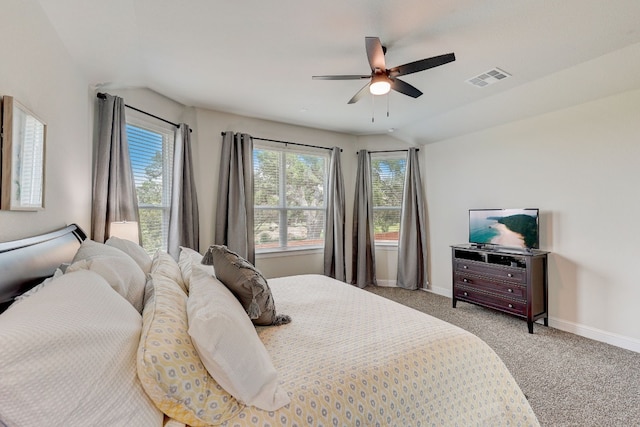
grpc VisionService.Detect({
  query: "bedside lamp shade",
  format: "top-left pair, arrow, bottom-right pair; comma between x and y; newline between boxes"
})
110,221 -> 139,243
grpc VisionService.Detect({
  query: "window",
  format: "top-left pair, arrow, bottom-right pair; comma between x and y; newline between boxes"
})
126,118 -> 174,255
253,144 -> 328,252
371,153 -> 406,244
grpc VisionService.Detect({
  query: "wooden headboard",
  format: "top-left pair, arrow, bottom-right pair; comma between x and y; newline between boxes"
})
0,224 -> 86,313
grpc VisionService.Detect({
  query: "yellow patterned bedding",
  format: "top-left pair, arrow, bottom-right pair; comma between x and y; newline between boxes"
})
223,274 -> 539,427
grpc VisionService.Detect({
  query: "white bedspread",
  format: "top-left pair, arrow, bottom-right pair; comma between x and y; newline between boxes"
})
223,274 -> 539,426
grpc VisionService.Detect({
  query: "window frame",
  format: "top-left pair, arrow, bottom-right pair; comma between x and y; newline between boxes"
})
253,142 -> 329,254
125,114 -> 175,255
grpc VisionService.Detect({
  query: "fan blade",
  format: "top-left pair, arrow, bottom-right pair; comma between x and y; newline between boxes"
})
348,83 -> 371,104
312,75 -> 371,80
365,37 -> 386,71
389,53 -> 455,77
390,78 -> 423,98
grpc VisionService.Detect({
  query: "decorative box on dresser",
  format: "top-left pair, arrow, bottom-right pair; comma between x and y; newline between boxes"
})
451,244 -> 549,333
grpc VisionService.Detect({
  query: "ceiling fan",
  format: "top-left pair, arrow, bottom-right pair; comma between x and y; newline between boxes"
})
313,37 -> 455,104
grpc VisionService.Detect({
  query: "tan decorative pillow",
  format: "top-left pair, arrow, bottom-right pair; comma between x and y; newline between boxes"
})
137,273 -> 243,426
201,245 -> 290,326
151,250 -> 187,294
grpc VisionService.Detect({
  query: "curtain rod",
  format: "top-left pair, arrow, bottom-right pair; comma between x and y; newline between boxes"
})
357,149 -> 418,154
221,132 -> 342,152
97,92 -> 191,132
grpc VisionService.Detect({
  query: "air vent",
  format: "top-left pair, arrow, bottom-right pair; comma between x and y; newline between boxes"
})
466,68 -> 511,88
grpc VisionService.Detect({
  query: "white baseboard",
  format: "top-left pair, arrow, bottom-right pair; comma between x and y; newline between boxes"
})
381,283 -> 640,353
421,286 -> 639,353
548,317 -> 640,353
376,279 -> 396,287
424,285 -> 452,298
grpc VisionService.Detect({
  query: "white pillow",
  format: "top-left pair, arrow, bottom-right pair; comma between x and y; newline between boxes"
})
187,265 -> 290,411
0,270 -> 163,427
67,255 -> 146,313
73,238 -> 135,261
13,268 -> 64,303
106,235 -> 152,274
178,246 -> 211,289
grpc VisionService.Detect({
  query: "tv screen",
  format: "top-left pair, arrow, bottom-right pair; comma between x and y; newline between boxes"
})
469,208 -> 539,249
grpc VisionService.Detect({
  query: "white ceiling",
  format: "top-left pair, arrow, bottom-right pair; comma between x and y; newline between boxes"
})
38,0 -> 640,144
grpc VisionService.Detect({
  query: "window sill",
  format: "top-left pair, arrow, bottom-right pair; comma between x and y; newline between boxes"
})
375,243 -> 399,251
256,246 -> 324,259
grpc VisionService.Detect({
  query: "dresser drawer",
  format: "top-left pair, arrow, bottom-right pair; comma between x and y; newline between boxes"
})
454,273 -> 526,299
454,287 -> 527,317
454,260 -> 525,284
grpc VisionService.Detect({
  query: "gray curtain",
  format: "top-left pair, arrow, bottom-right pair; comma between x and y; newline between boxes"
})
168,124 -> 199,259
323,147 -> 346,281
215,132 -> 255,264
397,148 -> 428,290
351,150 -> 376,288
92,93 -> 139,243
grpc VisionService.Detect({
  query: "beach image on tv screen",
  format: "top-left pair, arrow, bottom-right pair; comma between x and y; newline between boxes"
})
469,209 -> 538,248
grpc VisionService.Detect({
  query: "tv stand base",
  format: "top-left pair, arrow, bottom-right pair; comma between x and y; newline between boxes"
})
451,244 -> 549,334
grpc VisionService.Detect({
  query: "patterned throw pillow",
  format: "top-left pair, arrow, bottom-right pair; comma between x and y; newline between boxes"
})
137,273 -> 243,426
201,245 -> 291,326
151,250 -> 187,294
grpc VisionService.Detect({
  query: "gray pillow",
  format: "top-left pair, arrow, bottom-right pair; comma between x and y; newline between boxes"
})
201,245 -> 290,326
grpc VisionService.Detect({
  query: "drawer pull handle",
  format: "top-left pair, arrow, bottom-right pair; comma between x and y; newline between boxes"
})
463,278 -> 469,283
463,265 -> 468,269
507,273 -> 514,277
508,303 -> 514,308
508,288 -> 513,293
463,292 -> 468,296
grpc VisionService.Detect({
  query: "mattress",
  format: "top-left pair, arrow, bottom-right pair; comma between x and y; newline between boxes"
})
224,274 -> 539,426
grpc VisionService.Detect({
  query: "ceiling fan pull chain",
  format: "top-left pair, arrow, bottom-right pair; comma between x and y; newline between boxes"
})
387,93 -> 390,117
371,94 -> 375,123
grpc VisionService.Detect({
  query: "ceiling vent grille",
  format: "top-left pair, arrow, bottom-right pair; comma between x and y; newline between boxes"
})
466,68 -> 511,87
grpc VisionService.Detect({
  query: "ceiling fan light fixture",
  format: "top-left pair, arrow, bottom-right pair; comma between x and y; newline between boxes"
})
369,74 -> 391,95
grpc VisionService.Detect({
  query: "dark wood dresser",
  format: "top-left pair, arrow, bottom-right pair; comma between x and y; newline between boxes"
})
451,245 -> 549,333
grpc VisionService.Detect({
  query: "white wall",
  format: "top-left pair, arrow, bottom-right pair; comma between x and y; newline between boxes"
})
0,1 -> 92,242
424,89 -> 640,351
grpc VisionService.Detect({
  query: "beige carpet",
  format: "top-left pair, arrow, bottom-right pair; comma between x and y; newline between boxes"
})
365,286 -> 640,427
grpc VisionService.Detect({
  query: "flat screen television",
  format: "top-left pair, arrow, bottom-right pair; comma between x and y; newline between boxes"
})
469,208 -> 539,250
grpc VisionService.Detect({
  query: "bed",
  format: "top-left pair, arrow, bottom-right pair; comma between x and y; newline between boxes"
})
0,224 -> 539,426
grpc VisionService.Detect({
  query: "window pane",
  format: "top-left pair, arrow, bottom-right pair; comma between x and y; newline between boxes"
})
253,144 -> 328,252
126,123 -> 173,255
287,209 -> 325,248
371,157 -> 405,207
254,209 -> 281,249
139,207 -> 164,253
286,153 -> 325,207
373,208 -> 401,242
371,156 -> 406,244
254,149 -> 280,207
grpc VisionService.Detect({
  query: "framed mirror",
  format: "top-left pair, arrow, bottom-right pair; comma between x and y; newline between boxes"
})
1,96 -> 46,210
